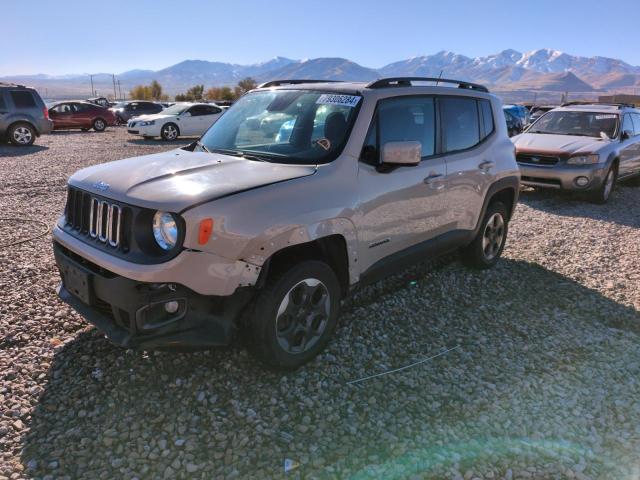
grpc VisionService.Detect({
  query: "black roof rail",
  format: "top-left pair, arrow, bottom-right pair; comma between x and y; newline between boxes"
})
257,79 -> 342,88
366,77 -> 489,93
0,82 -> 26,88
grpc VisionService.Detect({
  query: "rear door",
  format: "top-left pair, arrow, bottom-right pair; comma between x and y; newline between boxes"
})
189,104 -> 223,135
50,103 -> 73,128
438,96 -> 496,231
0,91 -> 9,130
356,95 -> 449,271
619,114 -> 637,177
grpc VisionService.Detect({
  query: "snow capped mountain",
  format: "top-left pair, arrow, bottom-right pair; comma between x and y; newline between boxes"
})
3,48 -> 639,97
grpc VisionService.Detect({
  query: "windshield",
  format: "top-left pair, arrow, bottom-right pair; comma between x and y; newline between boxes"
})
159,103 -> 189,115
198,90 -> 361,164
529,111 -> 618,138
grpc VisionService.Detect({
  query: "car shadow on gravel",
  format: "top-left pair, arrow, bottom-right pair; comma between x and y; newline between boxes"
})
519,183 -> 640,228
20,259 -> 640,478
0,144 -> 49,157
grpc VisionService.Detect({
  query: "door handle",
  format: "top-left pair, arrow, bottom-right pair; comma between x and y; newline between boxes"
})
479,161 -> 495,170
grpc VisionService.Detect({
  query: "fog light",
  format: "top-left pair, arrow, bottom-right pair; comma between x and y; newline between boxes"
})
164,301 -> 180,313
575,176 -> 590,187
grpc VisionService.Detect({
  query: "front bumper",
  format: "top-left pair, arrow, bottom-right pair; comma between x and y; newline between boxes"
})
518,163 -> 608,190
53,225 -> 260,296
54,242 -> 254,349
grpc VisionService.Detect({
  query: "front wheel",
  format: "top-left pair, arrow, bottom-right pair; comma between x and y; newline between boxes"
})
461,201 -> 509,269
245,260 -> 341,370
160,123 -> 179,141
93,118 -> 106,132
8,123 -> 36,146
589,164 -> 616,204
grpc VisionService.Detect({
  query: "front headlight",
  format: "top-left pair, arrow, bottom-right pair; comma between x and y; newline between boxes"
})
153,211 -> 178,250
567,154 -> 600,165
139,120 -> 155,126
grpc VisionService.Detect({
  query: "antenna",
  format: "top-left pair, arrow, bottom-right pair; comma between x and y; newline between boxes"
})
435,70 -> 444,86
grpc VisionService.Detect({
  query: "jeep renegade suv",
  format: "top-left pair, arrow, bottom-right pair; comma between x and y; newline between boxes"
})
513,103 -> 640,203
0,83 -> 52,146
53,78 -> 519,369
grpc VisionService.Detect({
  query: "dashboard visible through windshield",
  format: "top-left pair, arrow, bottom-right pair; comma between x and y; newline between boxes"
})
198,90 -> 362,164
528,110 -> 619,138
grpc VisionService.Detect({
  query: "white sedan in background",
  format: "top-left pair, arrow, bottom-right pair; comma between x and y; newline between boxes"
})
127,103 -> 224,141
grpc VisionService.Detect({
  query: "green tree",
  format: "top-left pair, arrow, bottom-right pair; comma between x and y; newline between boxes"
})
150,80 -> 163,100
234,77 -> 257,98
129,80 -> 167,100
175,84 -> 205,101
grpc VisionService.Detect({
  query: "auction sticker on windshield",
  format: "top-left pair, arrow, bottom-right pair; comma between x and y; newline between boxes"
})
316,94 -> 361,108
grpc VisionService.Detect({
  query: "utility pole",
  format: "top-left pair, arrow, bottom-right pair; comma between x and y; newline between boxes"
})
117,80 -> 122,100
112,74 -> 117,100
90,74 -> 95,97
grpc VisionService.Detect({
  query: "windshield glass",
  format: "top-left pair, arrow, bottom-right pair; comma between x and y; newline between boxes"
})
199,90 -> 361,164
529,110 -> 618,138
160,103 -> 190,115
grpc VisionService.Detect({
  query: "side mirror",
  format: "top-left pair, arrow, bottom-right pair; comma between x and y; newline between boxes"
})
381,141 -> 421,166
621,130 -> 632,141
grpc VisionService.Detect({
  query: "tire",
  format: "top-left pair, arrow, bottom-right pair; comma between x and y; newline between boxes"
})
589,164 -> 617,204
461,201 -> 509,270
245,260 -> 341,370
8,122 -> 36,146
115,115 -> 125,125
160,123 -> 179,141
93,118 -> 106,132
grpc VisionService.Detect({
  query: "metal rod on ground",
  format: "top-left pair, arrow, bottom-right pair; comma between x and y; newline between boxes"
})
346,345 -> 460,385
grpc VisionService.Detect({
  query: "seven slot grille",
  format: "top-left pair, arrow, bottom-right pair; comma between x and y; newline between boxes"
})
65,187 -> 128,249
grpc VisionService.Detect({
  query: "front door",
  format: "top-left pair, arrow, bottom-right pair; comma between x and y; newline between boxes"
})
355,96 -> 449,273
618,113 -> 637,178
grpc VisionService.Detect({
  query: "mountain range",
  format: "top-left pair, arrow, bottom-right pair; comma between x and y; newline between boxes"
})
3,49 -> 640,99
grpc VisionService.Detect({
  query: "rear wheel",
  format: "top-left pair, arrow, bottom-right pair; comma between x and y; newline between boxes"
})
161,123 -> 179,141
245,260 -> 341,370
93,118 -> 106,132
589,164 -> 617,204
461,201 -> 509,269
8,123 -> 36,146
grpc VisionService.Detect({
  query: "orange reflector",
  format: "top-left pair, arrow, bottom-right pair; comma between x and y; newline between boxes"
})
198,218 -> 214,245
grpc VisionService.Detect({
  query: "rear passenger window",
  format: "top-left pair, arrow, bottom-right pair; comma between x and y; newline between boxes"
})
632,114 -> 640,136
0,94 -> 6,110
480,100 -> 494,138
377,97 -> 436,158
441,97 -> 480,152
10,91 -> 36,108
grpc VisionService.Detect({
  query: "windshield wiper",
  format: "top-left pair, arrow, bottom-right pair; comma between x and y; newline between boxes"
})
195,140 -> 210,153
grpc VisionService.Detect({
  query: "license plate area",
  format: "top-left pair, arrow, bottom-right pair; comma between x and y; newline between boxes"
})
59,258 -> 92,305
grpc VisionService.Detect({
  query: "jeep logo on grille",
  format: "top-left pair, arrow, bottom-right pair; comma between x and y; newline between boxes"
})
92,181 -> 110,191
531,157 -> 540,163
89,198 -> 121,247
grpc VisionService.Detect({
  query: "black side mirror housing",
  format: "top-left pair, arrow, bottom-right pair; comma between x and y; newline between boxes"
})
621,130 -> 632,141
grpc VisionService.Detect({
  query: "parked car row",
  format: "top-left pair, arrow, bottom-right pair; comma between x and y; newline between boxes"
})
126,102 -> 224,140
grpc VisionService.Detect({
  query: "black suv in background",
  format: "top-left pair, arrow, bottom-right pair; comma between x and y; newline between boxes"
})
109,101 -> 164,124
0,83 -> 53,146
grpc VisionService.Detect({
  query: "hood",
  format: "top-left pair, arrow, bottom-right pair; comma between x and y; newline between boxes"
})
131,113 -> 173,122
513,132 -> 609,156
69,148 -> 317,212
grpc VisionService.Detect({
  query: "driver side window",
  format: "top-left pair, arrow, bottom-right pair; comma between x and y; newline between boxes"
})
361,96 -> 436,165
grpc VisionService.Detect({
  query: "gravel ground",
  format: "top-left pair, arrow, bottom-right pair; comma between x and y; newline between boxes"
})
1,128 -> 640,480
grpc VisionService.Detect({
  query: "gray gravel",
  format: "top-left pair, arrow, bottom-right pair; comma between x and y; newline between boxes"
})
1,128 -> 640,479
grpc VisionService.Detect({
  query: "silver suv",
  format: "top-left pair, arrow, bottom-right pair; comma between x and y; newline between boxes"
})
513,103 -> 640,203
0,83 -> 53,146
53,78 -> 519,369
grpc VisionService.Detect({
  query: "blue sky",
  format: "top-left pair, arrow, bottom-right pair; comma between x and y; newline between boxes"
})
4,0 -> 639,75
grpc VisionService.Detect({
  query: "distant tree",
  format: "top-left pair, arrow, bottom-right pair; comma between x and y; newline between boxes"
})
150,80 -> 163,100
175,84 -> 205,101
129,80 -> 166,100
234,77 -> 257,98
205,86 -> 235,102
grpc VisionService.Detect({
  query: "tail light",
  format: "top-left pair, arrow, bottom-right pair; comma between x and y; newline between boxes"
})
43,107 -> 49,120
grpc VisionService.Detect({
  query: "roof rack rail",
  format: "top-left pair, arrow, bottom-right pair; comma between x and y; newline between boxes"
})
0,82 -> 26,88
366,77 -> 489,93
257,79 -> 341,88
561,101 -> 634,109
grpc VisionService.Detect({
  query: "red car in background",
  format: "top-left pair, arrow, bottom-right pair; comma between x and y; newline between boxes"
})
48,101 -> 117,132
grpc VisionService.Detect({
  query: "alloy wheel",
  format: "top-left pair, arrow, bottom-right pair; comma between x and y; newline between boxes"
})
13,127 -> 33,145
94,119 -> 105,130
275,278 -> 331,354
482,212 -> 505,260
163,125 -> 177,140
